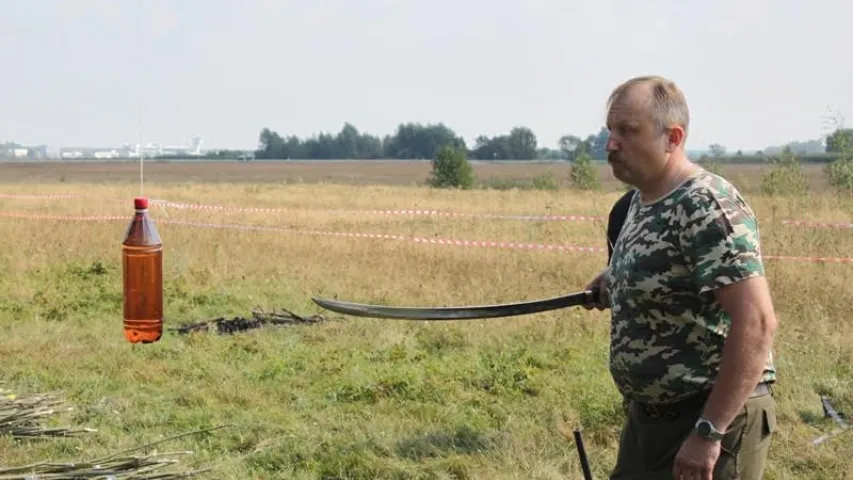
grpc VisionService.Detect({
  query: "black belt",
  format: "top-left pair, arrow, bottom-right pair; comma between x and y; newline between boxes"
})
635,382 -> 772,420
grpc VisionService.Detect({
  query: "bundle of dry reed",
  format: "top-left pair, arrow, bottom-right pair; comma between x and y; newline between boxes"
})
0,389 -> 95,439
0,451 -> 208,479
0,385 -> 223,478
0,424 -> 225,479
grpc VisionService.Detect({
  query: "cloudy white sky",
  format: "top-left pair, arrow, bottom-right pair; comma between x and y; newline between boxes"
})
1,0 -> 851,153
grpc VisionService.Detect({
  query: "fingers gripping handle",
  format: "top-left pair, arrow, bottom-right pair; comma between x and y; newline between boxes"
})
587,285 -> 601,306
585,284 -> 608,308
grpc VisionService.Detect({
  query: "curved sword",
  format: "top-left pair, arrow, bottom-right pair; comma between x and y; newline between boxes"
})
311,286 -> 601,320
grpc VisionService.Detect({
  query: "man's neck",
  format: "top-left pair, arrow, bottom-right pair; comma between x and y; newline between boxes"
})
637,154 -> 698,202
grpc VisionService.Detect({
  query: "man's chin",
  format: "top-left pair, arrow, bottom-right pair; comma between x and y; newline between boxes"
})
610,164 -> 628,182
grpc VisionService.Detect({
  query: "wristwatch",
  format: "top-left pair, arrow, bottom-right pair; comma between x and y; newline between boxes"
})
694,418 -> 725,441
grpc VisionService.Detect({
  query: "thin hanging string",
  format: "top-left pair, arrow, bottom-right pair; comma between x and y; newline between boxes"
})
137,0 -> 144,198
139,135 -> 144,197
139,139 -> 144,197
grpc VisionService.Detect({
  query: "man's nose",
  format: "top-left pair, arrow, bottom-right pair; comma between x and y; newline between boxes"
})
606,135 -> 618,152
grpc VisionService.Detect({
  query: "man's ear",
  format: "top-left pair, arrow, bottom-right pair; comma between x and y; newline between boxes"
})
666,126 -> 685,152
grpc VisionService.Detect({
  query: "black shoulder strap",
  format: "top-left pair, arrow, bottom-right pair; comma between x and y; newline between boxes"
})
607,189 -> 636,264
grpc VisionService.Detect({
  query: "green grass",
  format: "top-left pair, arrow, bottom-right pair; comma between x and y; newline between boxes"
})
1,258 -> 620,478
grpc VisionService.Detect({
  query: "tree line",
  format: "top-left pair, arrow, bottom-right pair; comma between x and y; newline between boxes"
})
254,122 -> 611,161
252,121 -> 853,162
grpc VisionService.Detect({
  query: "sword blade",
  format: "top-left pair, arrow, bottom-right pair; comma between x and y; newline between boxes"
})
312,288 -> 599,320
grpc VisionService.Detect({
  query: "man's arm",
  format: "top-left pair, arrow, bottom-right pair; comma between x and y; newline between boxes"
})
674,276 -> 778,480
700,275 -> 778,432
676,187 -> 776,433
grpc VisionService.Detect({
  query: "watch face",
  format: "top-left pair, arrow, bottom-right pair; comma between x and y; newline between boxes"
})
697,421 -> 711,436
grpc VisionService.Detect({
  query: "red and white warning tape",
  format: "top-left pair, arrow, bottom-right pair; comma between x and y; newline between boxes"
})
1,211 -> 851,262
0,212 -> 606,254
0,192 -> 605,222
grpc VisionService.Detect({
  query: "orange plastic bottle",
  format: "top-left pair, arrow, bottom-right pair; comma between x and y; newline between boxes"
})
122,196 -> 163,343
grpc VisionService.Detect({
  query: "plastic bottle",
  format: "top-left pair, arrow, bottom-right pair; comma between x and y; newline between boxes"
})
122,196 -> 163,343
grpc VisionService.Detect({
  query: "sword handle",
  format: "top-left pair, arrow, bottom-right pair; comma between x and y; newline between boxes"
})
586,285 -> 602,307
573,428 -> 594,480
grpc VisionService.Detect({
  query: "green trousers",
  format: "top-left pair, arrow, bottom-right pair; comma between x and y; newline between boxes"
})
610,390 -> 777,480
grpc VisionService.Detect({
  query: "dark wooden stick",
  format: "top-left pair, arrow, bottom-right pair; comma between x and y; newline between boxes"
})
573,428 -> 593,480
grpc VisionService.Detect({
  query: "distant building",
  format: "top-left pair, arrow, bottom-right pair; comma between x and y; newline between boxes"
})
58,136 -> 205,159
0,142 -> 49,159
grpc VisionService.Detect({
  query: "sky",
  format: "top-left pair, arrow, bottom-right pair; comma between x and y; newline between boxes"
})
1,0 -> 851,153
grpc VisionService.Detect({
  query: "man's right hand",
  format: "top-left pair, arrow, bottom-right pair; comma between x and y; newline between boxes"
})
583,270 -> 610,311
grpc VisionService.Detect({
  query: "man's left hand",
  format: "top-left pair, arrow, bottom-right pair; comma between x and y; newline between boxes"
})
672,433 -> 721,480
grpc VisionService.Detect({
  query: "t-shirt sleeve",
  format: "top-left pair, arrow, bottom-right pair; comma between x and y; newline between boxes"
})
678,189 -> 765,293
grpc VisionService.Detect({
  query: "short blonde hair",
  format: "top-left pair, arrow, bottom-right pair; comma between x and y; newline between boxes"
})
607,75 -> 690,137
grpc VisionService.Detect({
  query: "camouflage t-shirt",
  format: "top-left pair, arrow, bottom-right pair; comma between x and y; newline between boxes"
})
603,170 -> 776,405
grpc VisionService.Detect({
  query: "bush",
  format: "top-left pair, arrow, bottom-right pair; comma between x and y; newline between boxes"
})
824,133 -> 853,195
697,157 -> 726,177
532,171 -> 559,190
570,152 -> 600,190
427,146 -> 474,189
759,149 -> 809,196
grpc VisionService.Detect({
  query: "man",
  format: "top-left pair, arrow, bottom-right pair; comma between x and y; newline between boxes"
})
585,76 -> 779,480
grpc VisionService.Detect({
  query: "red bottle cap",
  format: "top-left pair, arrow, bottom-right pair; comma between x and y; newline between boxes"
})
134,197 -> 149,209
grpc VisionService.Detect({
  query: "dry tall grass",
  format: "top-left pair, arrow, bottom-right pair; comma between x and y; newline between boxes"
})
0,169 -> 852,478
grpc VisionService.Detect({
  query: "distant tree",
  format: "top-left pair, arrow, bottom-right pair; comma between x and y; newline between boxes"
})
822,112 -> 853,195
427,146 -> 474,189
507,126 -> 538,160
570,151 -> 600,190
708,144 -> 726,157
826,128 -> 853,153
584,127 -> 610,160
760,148 -> 810,196
558,134 -> 585,161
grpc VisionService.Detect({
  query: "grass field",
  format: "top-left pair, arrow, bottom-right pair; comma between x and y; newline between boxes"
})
1,160 -> 852,479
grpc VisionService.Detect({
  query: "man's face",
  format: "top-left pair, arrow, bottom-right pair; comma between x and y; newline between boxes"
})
605,86 -> 672,188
